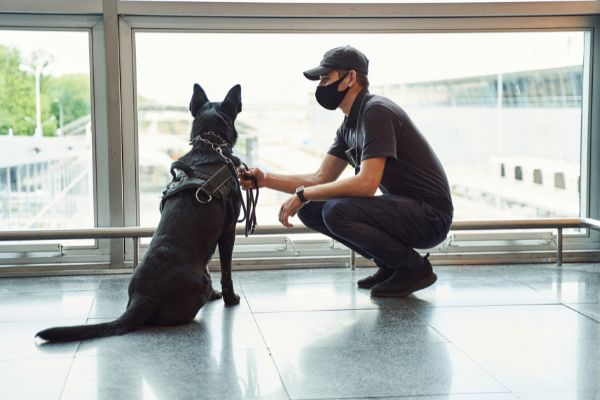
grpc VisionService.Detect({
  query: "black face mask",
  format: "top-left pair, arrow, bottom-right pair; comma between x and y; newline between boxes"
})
315,74 -> 349,110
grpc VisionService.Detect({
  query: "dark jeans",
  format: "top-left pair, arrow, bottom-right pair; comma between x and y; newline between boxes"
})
297,195 -> 452,271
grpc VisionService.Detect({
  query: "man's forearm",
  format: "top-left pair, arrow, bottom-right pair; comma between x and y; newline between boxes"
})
264,172 -> 322,194
303,175 -> 375,201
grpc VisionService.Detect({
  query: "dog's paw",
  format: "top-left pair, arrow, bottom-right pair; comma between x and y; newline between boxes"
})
223,292 -> 240,306
209,289 -> 222,301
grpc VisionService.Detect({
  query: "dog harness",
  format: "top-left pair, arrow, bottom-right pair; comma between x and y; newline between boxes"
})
159,161 -> 235,213
159,132 -> 259,236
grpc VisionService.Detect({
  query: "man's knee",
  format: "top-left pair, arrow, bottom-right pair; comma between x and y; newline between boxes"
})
297,201 -> 322,227
322,198 -> 353,230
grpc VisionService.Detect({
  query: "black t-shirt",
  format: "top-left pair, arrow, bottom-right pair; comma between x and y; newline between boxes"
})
328,89 -> 453,213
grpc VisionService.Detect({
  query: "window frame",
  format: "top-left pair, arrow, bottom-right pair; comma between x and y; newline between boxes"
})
119,12 -> 600,267
0,14 -> 113,269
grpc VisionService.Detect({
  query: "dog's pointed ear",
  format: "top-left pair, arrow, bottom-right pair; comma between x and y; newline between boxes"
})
221,84 -> 242,119
189,83 -> 209,117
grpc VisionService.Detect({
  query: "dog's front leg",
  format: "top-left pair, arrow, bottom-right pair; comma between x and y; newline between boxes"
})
218,223 -> 240,306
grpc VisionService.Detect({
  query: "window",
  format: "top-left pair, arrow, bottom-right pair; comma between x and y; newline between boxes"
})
0,30 -> 94,231
134,31 -> 586,227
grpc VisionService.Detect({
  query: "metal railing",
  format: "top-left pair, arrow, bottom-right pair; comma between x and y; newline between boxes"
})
0,218 -> 599,268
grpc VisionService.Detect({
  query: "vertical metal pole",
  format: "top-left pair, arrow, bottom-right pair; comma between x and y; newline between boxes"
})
557,227 -> 563,266
350,250 -> 356,270
133,237 -> 139,268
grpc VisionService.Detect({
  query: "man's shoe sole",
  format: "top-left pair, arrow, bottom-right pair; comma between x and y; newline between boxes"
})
370,272 -> 438,298
357,280 -> 378,289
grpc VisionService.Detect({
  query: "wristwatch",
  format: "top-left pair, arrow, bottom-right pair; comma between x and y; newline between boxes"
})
295,185 -> 309,204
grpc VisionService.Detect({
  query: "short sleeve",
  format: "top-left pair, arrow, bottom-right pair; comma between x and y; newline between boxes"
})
327,126 -> 350,162
360,106 -> 399,162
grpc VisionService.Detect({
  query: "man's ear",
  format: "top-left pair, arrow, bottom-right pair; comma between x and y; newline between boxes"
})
347,70 -> 357,88
189,83 -> 209,117
221,84 -> 242,119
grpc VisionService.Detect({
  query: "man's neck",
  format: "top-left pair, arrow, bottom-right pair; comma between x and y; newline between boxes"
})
340,86 -> 363,116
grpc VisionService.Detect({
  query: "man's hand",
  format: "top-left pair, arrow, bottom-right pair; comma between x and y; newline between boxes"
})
278,194 -> 304,228
238,167 -> 267,190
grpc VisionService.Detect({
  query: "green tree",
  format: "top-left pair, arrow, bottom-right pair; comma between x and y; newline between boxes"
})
46,74 -> 91,133
0,44 -> 35,135
0,44 -> 91,136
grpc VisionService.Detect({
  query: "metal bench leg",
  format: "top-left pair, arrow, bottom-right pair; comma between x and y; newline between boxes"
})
557,227 -> 563,266
133,237 -> 139,268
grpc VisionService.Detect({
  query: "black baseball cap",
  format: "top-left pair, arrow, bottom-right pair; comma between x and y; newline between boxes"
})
303,45 -> 369,81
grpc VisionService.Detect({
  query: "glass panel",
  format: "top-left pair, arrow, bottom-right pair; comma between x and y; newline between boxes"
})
135,31 -> 585,227
0,30 -> 94,230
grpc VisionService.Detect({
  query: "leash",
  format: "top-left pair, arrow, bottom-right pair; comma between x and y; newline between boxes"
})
190,132 -> 259,236
239,164 -> 259,236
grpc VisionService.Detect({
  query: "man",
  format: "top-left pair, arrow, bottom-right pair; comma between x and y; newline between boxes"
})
240,45 -> 453,297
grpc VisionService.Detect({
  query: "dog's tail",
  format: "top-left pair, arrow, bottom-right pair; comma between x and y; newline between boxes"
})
35,297 -> 160,343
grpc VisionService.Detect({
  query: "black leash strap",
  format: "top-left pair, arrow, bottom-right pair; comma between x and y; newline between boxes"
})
241,163 -> 259,236
228,162 -> 258,237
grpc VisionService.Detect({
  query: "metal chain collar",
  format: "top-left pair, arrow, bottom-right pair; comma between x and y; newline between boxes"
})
190,131 -> 233,164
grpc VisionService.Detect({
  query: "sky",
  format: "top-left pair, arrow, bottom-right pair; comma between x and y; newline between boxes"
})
0,30 -> 90,76
0,29 -> 585,106
135,31 -> 585,105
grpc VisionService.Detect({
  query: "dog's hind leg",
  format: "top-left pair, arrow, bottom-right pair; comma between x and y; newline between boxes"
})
209,275 -> 223,301
217,222 -> 240,306
152,277 -> 209,325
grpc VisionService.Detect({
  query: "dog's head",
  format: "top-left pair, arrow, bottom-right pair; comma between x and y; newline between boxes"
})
188,83 -> 242,146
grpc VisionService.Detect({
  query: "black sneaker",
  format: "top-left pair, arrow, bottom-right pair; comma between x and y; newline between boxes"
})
370,253 -> 437,297
357,266 -> 394,289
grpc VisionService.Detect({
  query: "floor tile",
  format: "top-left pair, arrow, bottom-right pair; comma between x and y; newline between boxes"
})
237,267 -> 360,286
565,303 -> 600,323
0,320 -> 83,361
2,264 -> 600,400
271,342 -> 506,399
0,291 -> 96,322
255,308 -> 447,349
416,305 -> 600,344
242,281 -> 406,313
0,275 -> 102,294
344,395 -> 519,400
76,312 -> 266,358
431,264 -> 564,281
0,358 -> 73,400
523,274 -> 600,304
401,278 -> 556,308
88,277 -> 250,319
451,338 -> 600,393
87,281 -> 129,319
62,348 -> 288,400
516,391 -> 600,400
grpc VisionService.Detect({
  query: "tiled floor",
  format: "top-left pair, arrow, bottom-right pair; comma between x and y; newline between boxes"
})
1,263 -> 600,399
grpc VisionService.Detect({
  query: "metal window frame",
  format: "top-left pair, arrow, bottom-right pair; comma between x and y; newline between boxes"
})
0,14 -> 113,266
119,12 -> 600,263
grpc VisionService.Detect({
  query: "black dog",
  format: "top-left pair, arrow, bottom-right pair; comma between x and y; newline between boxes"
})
36,84 -> 244,342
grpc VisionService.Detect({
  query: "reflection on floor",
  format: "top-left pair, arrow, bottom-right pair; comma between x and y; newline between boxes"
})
1,264 -> 600,400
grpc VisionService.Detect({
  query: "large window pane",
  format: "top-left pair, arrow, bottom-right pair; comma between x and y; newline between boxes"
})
135,31 -> 585,227
0,30 -> 93,230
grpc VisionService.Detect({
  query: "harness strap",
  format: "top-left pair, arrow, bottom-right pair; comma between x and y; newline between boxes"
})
160,164 -> 233,213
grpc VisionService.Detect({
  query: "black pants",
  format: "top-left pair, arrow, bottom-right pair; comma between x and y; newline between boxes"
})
297,195 -> 452,271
